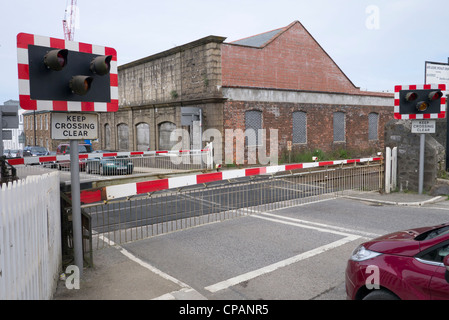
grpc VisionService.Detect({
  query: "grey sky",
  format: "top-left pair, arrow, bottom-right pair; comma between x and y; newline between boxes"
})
1,0 -> 448,104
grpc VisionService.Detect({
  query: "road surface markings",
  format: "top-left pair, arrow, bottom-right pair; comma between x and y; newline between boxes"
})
97,233 -> 206,300
205,235 -> 359,293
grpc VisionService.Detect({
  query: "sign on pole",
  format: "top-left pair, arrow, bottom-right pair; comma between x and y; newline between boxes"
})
425,61 -> 449,88
411,120 -> 436,134
16,32 -> 118,279
51,112 -> 98,140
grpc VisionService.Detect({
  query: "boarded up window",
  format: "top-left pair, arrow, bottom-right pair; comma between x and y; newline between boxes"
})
292,111 -> 307,144
368,113 -> 379,140
333,112 -> 345,142
158,122 -> 177,151
104,124 -> 111,149
136,122 -> 150,151
117,123 -> 129,151
245,110 -> 262,146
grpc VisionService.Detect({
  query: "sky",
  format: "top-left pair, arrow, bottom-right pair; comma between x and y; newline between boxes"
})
1,0 -> 448,105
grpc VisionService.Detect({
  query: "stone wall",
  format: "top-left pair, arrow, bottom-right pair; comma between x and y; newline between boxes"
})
99,36 -> 226,151
385,119 -> 446,192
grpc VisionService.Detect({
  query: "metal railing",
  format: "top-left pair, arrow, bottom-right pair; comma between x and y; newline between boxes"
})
82,161 -> 382,249
9,146 -> 214,183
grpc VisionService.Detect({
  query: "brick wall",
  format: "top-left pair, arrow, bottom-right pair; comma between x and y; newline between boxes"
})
222,21 -> 390,97
223,99 -> 392,163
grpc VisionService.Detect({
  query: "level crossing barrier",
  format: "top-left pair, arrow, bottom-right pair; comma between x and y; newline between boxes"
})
80,157 -> 383,249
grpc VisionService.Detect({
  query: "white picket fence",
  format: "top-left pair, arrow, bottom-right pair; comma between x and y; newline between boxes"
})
0,171 -> 61,300
384,146 -> 398,193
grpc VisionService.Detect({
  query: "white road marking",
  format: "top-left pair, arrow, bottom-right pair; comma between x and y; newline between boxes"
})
205,235 -> 359,293
98,234 -> 206,300
257,212 -> 380,238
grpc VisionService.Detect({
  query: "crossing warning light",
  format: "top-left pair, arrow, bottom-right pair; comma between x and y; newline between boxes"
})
44,49 -> 68,71
394,84 -> 447,119
16,33 -> 118,112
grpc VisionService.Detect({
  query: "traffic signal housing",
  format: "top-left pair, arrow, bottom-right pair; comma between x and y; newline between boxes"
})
394,84 -> 447,119
17,33 -> 118,112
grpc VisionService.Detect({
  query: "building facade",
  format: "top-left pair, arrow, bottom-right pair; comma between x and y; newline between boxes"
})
96,21 -> 394,164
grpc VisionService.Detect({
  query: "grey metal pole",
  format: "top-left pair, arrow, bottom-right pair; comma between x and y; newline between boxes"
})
70,140 -> 83,277
418,133 -> 425,195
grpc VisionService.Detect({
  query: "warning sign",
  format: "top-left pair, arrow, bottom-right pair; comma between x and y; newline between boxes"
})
51,112 -> 98,140
411,120 -> 436,134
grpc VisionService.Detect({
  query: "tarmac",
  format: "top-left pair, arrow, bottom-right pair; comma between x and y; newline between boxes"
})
52,190 -> 447,300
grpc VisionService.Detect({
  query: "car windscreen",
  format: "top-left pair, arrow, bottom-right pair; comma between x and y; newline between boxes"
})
31,147 -> 47,153
79,145 -> 93,153
415,225 -> 449,241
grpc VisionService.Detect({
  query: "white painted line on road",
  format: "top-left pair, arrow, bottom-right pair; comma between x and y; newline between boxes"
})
257,212 -> 380,238
98,234 -> 190,288
98,234 -> 206,300
205,235 -> 360,293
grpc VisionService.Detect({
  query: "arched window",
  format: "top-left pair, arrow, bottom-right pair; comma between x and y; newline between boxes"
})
104,123 -> 111,149
292,111 -> 307,144
136,122 -> 150,151
158,121 -> 177,151
117,123 -> 129,151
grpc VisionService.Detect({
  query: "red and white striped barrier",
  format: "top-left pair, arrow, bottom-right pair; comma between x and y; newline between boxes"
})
79,157 -> 382,204
6,149 -> 210,166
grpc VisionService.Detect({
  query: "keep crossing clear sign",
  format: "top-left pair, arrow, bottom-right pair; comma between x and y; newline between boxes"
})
51,112 -> 98,140
411,120 -> 436,133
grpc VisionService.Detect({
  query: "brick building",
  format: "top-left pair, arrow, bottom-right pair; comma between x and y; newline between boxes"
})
98,21 -> 394,164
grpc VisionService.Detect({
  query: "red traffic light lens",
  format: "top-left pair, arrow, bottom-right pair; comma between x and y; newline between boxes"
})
90,55 -> 112,76
57,53 -> 66,68
428,91 -> 443,101
405,92 -> 418,102
44,49 -> 68,71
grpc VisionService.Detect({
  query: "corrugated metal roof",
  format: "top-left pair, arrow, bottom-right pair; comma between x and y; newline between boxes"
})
231,28 -> 284,47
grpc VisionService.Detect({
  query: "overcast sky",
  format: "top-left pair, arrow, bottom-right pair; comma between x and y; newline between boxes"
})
1,0 -> 448,104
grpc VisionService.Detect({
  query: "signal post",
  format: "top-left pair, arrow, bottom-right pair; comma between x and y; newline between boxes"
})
16,33 -> 118,276
394,84 -> 447,194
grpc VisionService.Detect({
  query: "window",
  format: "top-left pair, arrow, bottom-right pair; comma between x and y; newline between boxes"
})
368,112 -> 379,141
158,122 -> 177,151
418,241 -> 449,265
292,111 -> 307,144
333,112 -> 345,142
117,123 -> 129,151
104,124 -> 111,149
245,110 -> 262,146
136,123 -> 150,151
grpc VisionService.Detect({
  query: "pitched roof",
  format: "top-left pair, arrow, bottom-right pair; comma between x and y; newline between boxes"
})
230,27 -> 285,48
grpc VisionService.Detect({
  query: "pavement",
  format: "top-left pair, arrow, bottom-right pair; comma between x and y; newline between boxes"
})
52,190 -> 447,300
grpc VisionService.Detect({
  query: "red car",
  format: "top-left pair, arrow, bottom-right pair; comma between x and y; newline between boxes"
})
345,223 -> 449,300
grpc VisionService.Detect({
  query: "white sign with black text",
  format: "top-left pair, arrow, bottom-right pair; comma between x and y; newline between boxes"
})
411,120 -> 436,134
51,112 -> 98,140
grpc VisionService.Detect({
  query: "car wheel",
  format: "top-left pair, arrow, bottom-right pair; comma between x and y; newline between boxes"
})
362,290 -> 399,300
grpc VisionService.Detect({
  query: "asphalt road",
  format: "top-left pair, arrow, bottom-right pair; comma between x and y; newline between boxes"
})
58,194 -> 449,301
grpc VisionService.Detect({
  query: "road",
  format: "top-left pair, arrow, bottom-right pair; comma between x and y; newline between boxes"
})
57,193 -> 449,301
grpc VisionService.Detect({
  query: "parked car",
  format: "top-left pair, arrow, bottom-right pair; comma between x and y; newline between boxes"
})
86,155 -> 134,175
56,143 -> 94,171
3,149 -> 11,158
23,146 -> 49,157
8,149 -> 22,158
345,222 -> 449,300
